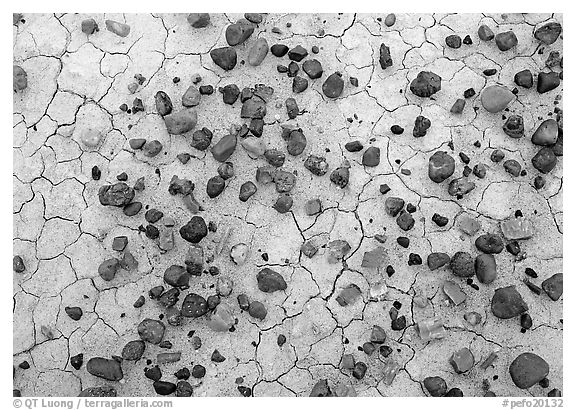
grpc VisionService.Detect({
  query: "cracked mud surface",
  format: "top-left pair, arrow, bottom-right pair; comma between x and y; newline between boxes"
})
13,13 -> 562,397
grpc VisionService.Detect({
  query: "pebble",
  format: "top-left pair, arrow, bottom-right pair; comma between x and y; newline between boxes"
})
379,43 -> 393,69
475,233 -> 504,254
211,349 -> 226,363
428,151 -> 455,182
503,115 -> 524,138
191,128 -> 213,151
450,348 -> 474,373
413,115 -> 431,137
427,252 -> 450,270
330,162 -> 350,188
423,376 -> 447,397
504,159 -> 522,177
199,85 -> 213,95
495,31 -> 518,51
206,176 -> 226,199
478,24 -> 494,41
81,18 -> 98,35
138,319 -> 165,344
211,134 -> 237,162
532,119 -> 558,146
537,72 -> 560,94
304,155 -> 329,176
182,86 -> 201,107
384,14 -> 396,27
98,258 -> 120,281
302,59 -> 323,79
154,91 -> 173,116
475,254 -> 497,284
65,307 -> 83,321
286,130 -> 307,156
322,72 -> 344,98
123,202 -> 142,217
481,85 -> 514,113
445,34 -> 462,48
225,19 -> 254,46
464,311 -> 482,326
396,211 -> 415,231
542,273 -> 563,301
91,165 -> 101,180
448,177 -> 476,197
385,197 -> 405,217
509,353 -> 549,389
491,286 -> 528,319
164,109 -> 198,135
210,47 -> 237,71
122,340 -> 145,361
207,303 -> 235,331
432,213 -> 449,227
271,44 -> 289,57
288,45 -> 308,61
514,69 -> 533,89
352,362 -> 367,380
70,354 -> 83,370
273,194 -> 293,213
450,98 -> 466,114
105,20 -> 130,37
410,71 -> 441,97
473,163 -> 487,178
181,293 -> 208,318
345,141 -> 363,152
534,22 -> 562,45
450,252 -> 475,277
187,13 -> 210,28
248,38 -> 269,66
532,147 -> 557,173
362,147 -> 380,167
153,381 -> 176,396
80,128 -> 102,148
13,256 -> 25,273
86,358 -> 123,381
142,140 -> 163,157
248,301 -> 267,320
285,98 -> 299,119
391,125 -> 404,134
179,216 -> 207,244
220,84 -> 240,105
257,268 -> 287,292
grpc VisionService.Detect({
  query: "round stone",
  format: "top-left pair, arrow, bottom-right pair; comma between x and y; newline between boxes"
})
509,353 -> 550,389
481,85 -> 514,113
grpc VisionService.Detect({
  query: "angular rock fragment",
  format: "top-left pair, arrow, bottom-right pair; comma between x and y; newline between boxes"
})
105,20 -> 130,37
257,268 -> 287,292
410,71 -> 441,97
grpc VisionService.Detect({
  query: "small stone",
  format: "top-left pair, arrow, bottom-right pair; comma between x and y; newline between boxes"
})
504,159 -> 522,177
475,254 -> 497,284
248,38 -> 269,66
491,286 -> 528,319
271,44 -> 289,57
288,45 -> 308,62
534,22 -> 562,45
491,149 -> 505,163
450,348 -> 474,373
322,72 -> 344,98
352,362 -> 367,380
13,256 -> 25,273
448,178 -> 475,197
464,311 -> 482,326
239,181 -> 257,202
427,252 -> 450,270
432,213 -> 449,227
182,86 -> 201,107
199,85 -> 213,95
445,34 -> 462,48
379,43 -> 393,69
537,72 -> 561,94
241,99 -> 266,118
385,197 -> 404,217
423,376 -> 447,397
207,303 -> 235,332
81,18 -> 98,35
211,134 -> 237,162
164,109 -> 198,135
500,217 -> 535,240
532,119 -> 558,146
153,381 -> 176,396
257,268 -> 287,293
481,85 -> 514,113
302,59 -> 323,79
98,258 -> 120,281
86,358 -> 123,381
286,130 -> 307,156
330,163 -> 350,188
179,216 -> 207,244
450,98 -> 466,114
210,47 -> 237,71
206,176 -> 226,199
345,141 -> 363,152
532,147 -> 557,174
141,140 -> 162,157
225,19 -> 254,46
362,147 -> 380,167
473,163 -> 487,178
542,273 -> 563,301
417,318 -> 446,341
122,340 -> 145,361
396,211 -> 415,231
181,293 -> 208,318
478,24 -> 494,41
509,353 -> 550,389
361,247 -> 387,269
514,69 -> 533,89
155,91 -> 173,116
503,115 -> 524,138
475,233 -> 504,254
428,151 -> 455,183
458,214 -> 481,235
273,194 -> 293,213
138,319 -> 165,344
521,313 -> 533,329
384,14 -> 396,27
70,354 -> 83,370
105,20 -> 130,37
164,265 -> 189,289
410,71 -> 442,97
187,13 -> 210,28
451,252 -> 475,277
495,31 -> 518,51
248,301 -> 267,320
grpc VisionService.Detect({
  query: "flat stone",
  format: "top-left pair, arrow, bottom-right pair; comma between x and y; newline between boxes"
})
230,243 -> 249,265
182,86 -> 201,107
207,303 -> 235,331
537,72 -> 560,94
248,38 -> 269,66
302,59 -> 323,79
98,258 -> 120,281
105,20 -> 130,37
122,340 -> 145,361
534,22 -> 562,45
304,198 -> 322,216
427,252 -> 450,270
500,218 -> 535,240
475,233 -> 504,254
86,358 -> 123,381
362,147 -> 380,167
181,293 -> 208,318
478,24 -> 494,41
379,43 -> 393,69
443,280 -> 467,305
423,376 -> 447,397
532,147 -> 557,173
361,247 -> 387,269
